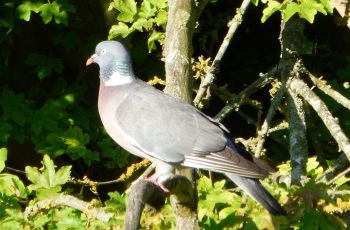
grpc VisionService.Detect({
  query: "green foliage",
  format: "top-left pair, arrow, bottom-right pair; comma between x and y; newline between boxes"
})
25,154 -> 71,198
26,53 -> 63,80
17,0 -> 75,25
108,0 -> 167,52
1,0 -> 349,228
260,0 -> 334,23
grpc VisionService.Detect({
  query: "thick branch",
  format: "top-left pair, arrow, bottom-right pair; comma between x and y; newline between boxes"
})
289,78 -> 350,161
193,0 -> 251,106
331,0 -> 350,29
162,1 -> 202,229
163,0 -> 197,103
125,180 -> 165,230
286,87 -> 308,184
24,194 -> 113,223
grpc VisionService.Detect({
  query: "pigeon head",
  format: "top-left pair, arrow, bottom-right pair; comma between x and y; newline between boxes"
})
86,40 -> 135,84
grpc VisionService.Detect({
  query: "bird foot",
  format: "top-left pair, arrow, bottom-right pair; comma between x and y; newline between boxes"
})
145,174 -> 171,194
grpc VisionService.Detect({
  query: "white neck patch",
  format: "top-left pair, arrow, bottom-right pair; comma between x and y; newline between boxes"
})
104,71 -> 134,86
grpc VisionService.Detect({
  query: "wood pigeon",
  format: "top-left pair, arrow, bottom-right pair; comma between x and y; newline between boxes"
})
86,40 -> 286,215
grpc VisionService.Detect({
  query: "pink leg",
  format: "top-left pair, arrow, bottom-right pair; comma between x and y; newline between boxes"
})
145,173 -> 170,193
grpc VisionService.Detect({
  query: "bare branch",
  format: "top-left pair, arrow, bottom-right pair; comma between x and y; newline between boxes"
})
24,195 -> 113,223
214,71 -> 275,122
255,79 -> 287,157
290,78 -> 350,161
193,0 -> 251,106
308,73 -> 350,111
326,166 -> 350,185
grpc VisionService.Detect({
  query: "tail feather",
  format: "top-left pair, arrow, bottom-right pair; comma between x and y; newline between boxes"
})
226,173 -> 286,215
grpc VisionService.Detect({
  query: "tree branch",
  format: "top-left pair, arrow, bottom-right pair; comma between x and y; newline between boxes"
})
286,86 -> 308,184
289,78 -> 350,161
331,0 -> 350,29
162,1 -> 202,229
125,180 -> 165,230
193,0 -> 251,106
308,72 -> 350,111
214,71 -> 275,122
24,194 -> 113,223
255,79 -> 287,157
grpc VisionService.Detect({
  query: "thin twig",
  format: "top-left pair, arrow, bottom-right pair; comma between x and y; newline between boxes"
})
255,79 -> 287,157
215,71 -> 275,122
193,0 -> 251,106
326,166 -> 350,185
5,166 -> 26,175
308,72 -> 350,111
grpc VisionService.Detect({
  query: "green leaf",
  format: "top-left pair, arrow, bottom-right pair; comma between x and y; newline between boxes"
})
250,0 -> 260,6
283,2 -> 300,21
319,0 -> 333,13
261,0 -> 282,23
105,191 -> 127,213
131,18 -> 148,32
42,154 -> 56,187
26,53 -> 63,80
147,31 -> 164,52
0,173 -> 27,198
154,9 -> 167,26
38,1 -> 70,25
0,122 -> 12,143
110,0 -> 137,22
109,22 -> 132,39
298,0 -> 322,23
25,154 -> 71,194
16,1 -> 41,21
139,0 -> 156,19
0,147 -> 7,172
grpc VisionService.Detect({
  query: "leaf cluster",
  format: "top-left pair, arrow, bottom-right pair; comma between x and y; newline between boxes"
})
108,0 -> 167,52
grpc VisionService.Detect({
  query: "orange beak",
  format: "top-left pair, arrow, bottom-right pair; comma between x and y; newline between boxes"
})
86,54 -> 97,66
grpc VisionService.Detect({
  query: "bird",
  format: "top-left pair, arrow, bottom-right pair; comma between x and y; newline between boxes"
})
86,40 -> 286,215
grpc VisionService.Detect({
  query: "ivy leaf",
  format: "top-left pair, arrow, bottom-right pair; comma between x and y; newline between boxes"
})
109,22 -> 133,39
16,1 -> 42,21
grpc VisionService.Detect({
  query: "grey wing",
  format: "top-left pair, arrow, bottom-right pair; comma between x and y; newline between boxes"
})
115,84 -> 268,178
114,85 -> 226,163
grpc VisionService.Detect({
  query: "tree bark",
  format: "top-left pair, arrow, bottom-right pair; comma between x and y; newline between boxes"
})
162,1 -> 207,229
